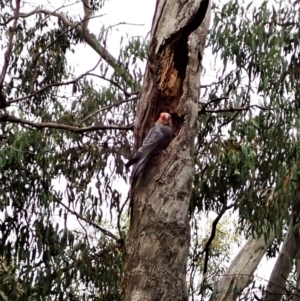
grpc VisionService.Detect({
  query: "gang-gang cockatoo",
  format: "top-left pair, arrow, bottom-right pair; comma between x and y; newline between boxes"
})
125,112 -> 174,180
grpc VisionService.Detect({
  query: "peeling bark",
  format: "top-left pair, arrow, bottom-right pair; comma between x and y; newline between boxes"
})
263,216 -> 300,301
123,0 -> 211,300
210,225 -> 275,301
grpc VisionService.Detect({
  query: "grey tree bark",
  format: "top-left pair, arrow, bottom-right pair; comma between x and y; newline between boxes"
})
123,0 -> 211,300
293,259 -> 300,301
210,224 -> 275,301
263,214 -> 300,301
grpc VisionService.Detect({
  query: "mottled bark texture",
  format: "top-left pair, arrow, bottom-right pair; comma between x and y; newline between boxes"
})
123,1 -> 211,300
210,224 -> 275,301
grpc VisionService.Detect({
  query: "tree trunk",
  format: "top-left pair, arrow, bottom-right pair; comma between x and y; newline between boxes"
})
123,0 -> 211,300
210,225 -> 275,301
293,259 -> 300,301
263,215 -> 300,301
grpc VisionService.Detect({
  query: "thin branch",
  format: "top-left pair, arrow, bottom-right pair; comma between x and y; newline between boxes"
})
2,7 -> 134,84
5,144 -> 55,155
0,114 -> 133,132
88,73 -> 138,97
31,17 -> 103,70
199,97 -> 229,112
201,203 -> 235,276
199,104 -> 271,114
79,96 -> 138,125
197,202 -> 235,297
8,59 -> 104,104
1,7 -> 105,26
56,199 -> 120,242
21,8 -> 135,86
262,21 -> 299,27
200,79 -> 226,89
107,21 -> 145,29
0,0 -> 21,108
8,79 -> 82,104
200,70 -> 236,90
19,241 -> 121,283
117,194 -> 130,243
0,0 -> 20,86
9,72 -> 92,104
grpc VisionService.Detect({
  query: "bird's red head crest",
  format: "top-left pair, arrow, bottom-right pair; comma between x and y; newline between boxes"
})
157,112 -> 172,125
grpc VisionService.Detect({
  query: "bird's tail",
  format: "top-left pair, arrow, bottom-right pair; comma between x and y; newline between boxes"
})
131,156 -> 150,180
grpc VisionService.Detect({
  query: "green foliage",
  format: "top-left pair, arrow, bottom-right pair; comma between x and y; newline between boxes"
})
0,0 -> 144,300
2,0 -> 300,300
193,0 -> 300,231
188,0 -> 300,297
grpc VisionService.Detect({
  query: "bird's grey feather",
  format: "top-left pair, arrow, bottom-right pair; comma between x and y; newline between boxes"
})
127,122 -> 173,179
131,156 -> 150,179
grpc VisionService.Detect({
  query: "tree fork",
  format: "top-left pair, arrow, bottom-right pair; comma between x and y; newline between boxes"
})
123,1 -> 211,300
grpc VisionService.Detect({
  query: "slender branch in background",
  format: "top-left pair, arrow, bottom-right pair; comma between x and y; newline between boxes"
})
9,76 -> 86,104
5,144 -> 55,155
217,112 -> 239,133
199,203 -> 235,276
0,0 -> 21,108
199,97 -> 229,112
2,6 -> 139,106
0,0 -> 20,86
9,69 -> 100,105
88,73 -> 139,97
3,6 -> 134,84
0,114 -> 133,132
200,70 -> 236,90
0,2 -> 79,26
80,96 -> 139,125
72,199 -> 93,251
9,59 -> 129,105
56,199 -> 120,242
30,8 -> 134,86
107,21 -> 145,30
262,21 -> 299,27
117,194 -> 130,243
30,17 -> 104,70
199,104 -> 271,114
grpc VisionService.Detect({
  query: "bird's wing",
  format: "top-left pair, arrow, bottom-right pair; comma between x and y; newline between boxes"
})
125,124 -> 173,170
135,124 -> 165,156
125,125 -> 162,169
